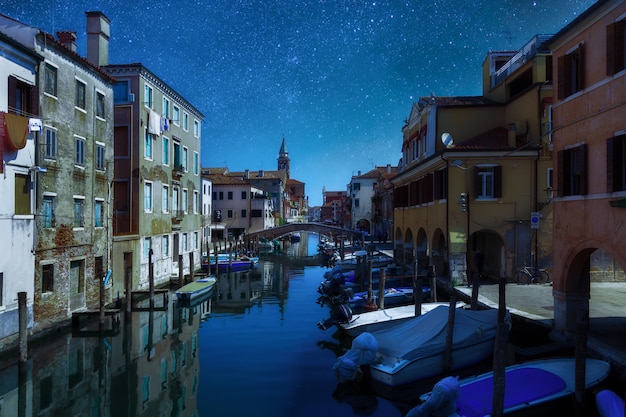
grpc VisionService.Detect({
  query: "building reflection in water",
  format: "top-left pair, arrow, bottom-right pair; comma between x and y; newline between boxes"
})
0,258 -> 301,417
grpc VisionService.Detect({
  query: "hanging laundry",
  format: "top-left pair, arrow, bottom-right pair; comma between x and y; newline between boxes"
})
162,116 -> 169,132
148,109 -> 161,135
29,118 -> 42,132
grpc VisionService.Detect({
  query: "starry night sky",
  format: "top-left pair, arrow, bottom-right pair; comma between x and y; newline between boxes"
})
3,0 -> 596,206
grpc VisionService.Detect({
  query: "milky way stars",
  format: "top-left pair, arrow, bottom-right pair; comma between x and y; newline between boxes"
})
3,0 -> 596,205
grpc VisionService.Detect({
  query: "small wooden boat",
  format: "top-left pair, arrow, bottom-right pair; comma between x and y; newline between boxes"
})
175,277 -> 217,302
411,357 -> 611,417
339,302 -> 466,337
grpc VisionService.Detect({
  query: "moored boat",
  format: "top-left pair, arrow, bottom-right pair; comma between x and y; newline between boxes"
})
410,357 -> 611,417
175,277 -> 217,302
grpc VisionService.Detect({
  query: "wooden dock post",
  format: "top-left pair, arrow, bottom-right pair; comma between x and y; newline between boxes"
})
575,309 -> 589,405
470,272 -> 480,310
178,254 -> 184,287
18,292 -> 27,363
99,269 -> 105,328
189,252 -> 195,282
378,268 -> 386,310
149,249 -> 155,310
413,276 -> 423,317
443,295 -> 457,372
492,277 -> 508,417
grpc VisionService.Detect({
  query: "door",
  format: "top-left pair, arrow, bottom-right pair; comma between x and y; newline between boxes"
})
69,259 -> 85,311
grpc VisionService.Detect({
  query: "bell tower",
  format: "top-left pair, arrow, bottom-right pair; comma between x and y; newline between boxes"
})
277,135 -> 290,178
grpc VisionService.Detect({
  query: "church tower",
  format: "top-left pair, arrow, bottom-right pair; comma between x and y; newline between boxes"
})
277,135 -> 290,179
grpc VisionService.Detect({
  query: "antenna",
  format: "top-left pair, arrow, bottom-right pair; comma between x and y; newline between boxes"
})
441,132 -> 454,148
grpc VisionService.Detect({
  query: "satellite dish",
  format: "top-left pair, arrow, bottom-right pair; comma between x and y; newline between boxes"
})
441,132 -> 454,148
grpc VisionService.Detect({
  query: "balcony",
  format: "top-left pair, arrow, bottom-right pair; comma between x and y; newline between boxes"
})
491,34 -> 552,88
172,210 -> 184,224
172,164 -> 184,180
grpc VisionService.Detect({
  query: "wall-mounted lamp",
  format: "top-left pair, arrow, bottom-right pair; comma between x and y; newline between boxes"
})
545,187 -> 554,203
459,192 -> 469,212
29,166 -> 47,173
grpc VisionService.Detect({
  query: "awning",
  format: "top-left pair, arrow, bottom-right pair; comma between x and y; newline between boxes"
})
4,113 -> 29,151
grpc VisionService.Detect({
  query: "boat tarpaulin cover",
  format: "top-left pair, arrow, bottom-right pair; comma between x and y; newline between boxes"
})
371,305 -> 504,361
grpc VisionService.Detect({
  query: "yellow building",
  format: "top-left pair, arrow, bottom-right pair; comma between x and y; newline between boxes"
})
392,35 -> 554,286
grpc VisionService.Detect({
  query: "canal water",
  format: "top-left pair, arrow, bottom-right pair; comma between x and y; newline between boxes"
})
0,233 -> 614,416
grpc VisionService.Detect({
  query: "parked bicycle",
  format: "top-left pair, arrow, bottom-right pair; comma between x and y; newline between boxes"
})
515,265 -> 551,285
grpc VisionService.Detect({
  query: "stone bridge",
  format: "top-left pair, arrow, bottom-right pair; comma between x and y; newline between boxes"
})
244,222 -> 363,243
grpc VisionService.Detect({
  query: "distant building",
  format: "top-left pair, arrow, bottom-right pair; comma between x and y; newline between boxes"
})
321,188 -> 350,228
349,165 -> 397,239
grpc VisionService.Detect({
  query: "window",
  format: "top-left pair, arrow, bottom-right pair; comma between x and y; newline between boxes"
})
172,187 -> 179,212
43,195 -> 55,228
162,185 -> 169,212
144,84 -> 153,109
14,173 -> 30,215
145,130 -> 153,159
353,183 -> 360,191
241,209 -> 247,218
474,165 -> 502,199
113,79 -> 129,103
194,120 -> 200,138
182,147 -> 188,171
73,197 -> 85,227
194,232 -> 199,250
42,264 -> 54,293
95,256 -> 104,280
218,191 -> 224,200
193,191 -> 199,214
607,135 -> 626,192
75,136 -> 85,166
8,76 -> 37,116
183,112 -> 189,131
162,235 -> 169,257
558,144 -> 587,197
557,43 -> 585,99
163,137 -> 169,165
354,199 -> 360,207
182,189 -> 188,213
607,19 -> 626,76
44,63 -> 57,96
163,97 -> 170,118
193,152 -> 199,175
45,128 -> 56,159
96,143 -> 106,170
182,233 -> 188,251
144,182 -> 153,212
173,141 -> 182,169
144,237 -> 152,260
227,209 -> 233,218
95,200 -> 104,227
96,91 -> 105,119
173,105 -> 180,126
75,79 -> 86,109
227,191 -> 233,200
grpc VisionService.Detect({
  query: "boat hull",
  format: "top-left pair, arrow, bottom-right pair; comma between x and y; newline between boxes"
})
370,338 -> 496,387
175,277 -> 217,302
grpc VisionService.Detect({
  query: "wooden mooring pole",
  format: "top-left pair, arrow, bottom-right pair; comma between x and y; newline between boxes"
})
413,276 -> 423,317
443,295 -> 457,372
470,272 -> 480,310
378,268 -> 386,310
492,277 -> 508,417
189,252 -> 195,282
18,291 -> 27,363
575,309 -> 589,405
149,249 -> 155,310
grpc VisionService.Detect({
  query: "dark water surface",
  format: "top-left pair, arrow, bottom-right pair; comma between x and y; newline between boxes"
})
1,234 -> 617,416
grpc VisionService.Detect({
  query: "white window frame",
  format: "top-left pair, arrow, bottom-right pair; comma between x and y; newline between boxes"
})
144,181 -> 153,213
162,136 -> 169,165
144,84 -> 153,109
75,135 -> 86,167
144,129 -> 153,160
162,184 -> 169,213
182,189 -> 188,214
44,126 -> 57,160
144,237 -> 152,260
73,195 -> 85,228
96,141 -> 106,171
193,120 -> 200,138
183,112 -> 189,131
162,97 -> 170,118
193,151 -> 199,175
173,105 -> 180,126
94,198 -> 104,228
182,147 -> 188,171
193,191 -> 199,214
162,235 -> 169,257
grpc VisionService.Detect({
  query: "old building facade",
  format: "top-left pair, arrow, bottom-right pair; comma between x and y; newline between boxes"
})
547,0 -> 626,333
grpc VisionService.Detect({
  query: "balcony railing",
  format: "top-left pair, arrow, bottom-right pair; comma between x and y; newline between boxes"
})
172,210 -> 184,223
491,34 -> 553,88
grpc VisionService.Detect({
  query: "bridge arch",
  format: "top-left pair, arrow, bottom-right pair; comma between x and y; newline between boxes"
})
244,223 -> 363,244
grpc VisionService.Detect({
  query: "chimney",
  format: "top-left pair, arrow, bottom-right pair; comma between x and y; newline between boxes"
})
244,169 -> 249,179
57,31 -> 77,52
258,170 -> 264,177
507,123 -> 517,147
387,164 -> 391,173
86,11 -> 110,67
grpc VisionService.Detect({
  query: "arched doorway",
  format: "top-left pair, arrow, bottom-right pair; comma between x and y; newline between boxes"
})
432,228 -> 447,276
471,229 -> 505,281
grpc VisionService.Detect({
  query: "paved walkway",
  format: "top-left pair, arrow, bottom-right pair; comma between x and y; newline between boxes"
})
452,281 -> 626,372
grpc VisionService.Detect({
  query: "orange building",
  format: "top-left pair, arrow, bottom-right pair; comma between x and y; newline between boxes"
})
546,0 -> 626,333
